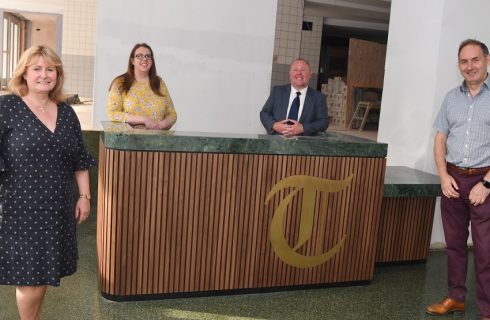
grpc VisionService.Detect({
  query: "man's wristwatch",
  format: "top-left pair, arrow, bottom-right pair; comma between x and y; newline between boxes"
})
481,179 -> 490,189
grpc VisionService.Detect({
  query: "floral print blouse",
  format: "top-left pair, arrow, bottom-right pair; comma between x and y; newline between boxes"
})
107,77 -> 177,125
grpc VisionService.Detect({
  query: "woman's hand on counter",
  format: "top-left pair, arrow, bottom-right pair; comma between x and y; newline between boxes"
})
143,117 -> 159,129
157,119 -> 173,130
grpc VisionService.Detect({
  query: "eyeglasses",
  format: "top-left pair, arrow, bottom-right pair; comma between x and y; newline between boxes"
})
134,54 -> 152,60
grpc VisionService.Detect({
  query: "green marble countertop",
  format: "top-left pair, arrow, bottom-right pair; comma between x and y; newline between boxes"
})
383,166 -> 441,197
100,122 -> 388,157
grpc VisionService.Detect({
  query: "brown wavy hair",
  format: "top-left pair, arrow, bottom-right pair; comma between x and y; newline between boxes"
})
109,43 -> 164,97
8,45 -> 65,103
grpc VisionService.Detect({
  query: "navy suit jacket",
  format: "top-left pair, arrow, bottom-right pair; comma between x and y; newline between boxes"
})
259,84 -> 328,136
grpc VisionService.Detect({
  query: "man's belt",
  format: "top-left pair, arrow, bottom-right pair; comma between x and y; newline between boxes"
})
447,162 -> 490,176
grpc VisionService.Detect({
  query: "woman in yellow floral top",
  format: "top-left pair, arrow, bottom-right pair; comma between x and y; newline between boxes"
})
107,43 -> 177,129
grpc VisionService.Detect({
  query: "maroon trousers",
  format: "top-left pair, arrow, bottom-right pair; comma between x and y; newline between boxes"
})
442,166 -> 490,317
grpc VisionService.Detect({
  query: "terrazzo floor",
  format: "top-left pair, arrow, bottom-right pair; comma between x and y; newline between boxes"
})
0,211 -> 481,320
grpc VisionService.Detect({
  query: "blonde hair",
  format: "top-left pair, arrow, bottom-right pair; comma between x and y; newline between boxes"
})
8,45 -> 65,103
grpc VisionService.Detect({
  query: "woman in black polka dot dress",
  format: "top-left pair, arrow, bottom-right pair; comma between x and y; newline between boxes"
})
0,45 -> 95,320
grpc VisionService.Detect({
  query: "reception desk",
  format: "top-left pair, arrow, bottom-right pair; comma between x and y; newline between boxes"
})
97,122 -> 388,300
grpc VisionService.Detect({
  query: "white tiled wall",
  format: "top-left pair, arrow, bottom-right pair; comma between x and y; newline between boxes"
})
62,54 -> 95,98
61,0 -> 96,98
273,0 -> 303,65
271,0 -> 322,88
300,15 -> 322,73
62,0 -> 96,56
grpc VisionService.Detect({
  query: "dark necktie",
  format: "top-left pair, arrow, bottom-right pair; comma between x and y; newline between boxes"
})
288,91 -> 301,121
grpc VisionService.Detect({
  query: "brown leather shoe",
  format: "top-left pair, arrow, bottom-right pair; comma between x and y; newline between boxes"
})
425,297 -> 465,315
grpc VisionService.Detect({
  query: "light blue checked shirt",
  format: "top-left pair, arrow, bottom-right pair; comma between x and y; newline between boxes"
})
433,75 -> 490,168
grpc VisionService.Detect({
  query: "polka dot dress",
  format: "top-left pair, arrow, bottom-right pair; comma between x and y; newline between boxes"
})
0,94 -> 95,286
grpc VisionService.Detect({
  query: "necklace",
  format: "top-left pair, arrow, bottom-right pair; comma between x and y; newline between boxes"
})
39,103 -> 48,113
26,97 -> 50,113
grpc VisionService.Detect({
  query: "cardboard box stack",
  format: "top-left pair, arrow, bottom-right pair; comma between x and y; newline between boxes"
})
321,77 -> 347,127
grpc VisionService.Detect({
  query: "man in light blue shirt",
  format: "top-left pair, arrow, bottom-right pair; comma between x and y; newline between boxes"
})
426,39 -> 490,320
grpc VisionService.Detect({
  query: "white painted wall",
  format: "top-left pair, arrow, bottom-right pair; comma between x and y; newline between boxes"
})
379,0 -> 490,245
93,0 -> 277,134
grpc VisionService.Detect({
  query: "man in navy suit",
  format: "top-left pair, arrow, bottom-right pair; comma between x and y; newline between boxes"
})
260,58 -> 328,137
